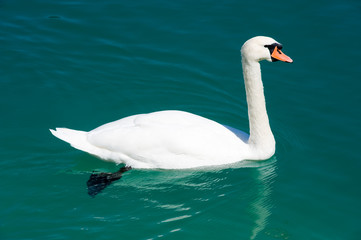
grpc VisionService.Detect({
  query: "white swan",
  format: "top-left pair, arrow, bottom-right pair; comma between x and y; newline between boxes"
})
50,36 -> 292,169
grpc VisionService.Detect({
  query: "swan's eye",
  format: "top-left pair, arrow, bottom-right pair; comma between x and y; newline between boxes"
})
264,43 -> 283,50
264,43 -> 284,62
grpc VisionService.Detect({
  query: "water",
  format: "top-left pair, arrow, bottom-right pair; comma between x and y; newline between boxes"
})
1,0 -> 361,239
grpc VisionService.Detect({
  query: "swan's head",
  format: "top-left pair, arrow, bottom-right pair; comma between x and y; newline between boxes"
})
241,36 -> 293,63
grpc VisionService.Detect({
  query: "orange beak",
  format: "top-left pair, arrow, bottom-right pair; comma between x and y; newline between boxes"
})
271,46 -> 293,63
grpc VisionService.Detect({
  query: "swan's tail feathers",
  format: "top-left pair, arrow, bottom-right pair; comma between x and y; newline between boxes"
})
49,128 -> 99,156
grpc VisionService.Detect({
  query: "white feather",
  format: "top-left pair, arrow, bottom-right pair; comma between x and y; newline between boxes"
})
50,36 -> 292,169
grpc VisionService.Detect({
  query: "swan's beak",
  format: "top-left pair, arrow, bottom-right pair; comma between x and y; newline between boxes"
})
271,46 -> 293,63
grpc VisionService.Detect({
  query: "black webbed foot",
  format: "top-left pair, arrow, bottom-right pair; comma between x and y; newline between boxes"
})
87,166 -> 132,197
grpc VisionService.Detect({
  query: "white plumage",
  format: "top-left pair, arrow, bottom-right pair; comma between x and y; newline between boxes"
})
50,36 -> 292,169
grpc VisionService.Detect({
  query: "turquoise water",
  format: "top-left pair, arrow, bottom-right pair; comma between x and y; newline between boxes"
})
1,0 -> 361,239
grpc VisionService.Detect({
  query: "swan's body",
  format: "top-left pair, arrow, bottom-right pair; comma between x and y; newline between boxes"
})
50,36 -> 292,169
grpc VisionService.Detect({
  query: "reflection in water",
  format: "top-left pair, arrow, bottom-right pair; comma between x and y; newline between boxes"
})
80,157 -> 278,239
249,157 -> 277,240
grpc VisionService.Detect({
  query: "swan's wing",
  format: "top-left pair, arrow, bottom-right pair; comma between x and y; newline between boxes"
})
87,111 -> 249,168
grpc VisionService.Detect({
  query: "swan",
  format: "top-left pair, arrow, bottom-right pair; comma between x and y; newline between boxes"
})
50,36 -> 293,169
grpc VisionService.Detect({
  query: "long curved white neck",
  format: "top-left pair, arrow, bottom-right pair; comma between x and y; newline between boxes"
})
242,59 -> 275,158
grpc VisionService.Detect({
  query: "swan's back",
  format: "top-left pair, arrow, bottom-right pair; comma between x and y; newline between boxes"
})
85,110 -> 250,168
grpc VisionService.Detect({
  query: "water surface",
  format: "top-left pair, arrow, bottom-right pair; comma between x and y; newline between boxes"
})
1,0 -> 360,239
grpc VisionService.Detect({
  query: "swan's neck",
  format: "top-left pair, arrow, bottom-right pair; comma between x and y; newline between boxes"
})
242,59 -> 275,158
